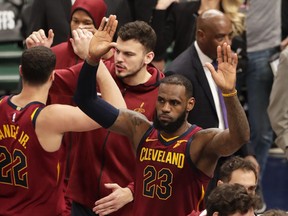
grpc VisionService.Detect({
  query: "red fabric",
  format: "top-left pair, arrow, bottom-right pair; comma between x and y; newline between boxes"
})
133,125 -> 210,216
51,0 -> 107,69
71,0 -> 107,29
51,57 -> 164,215
0,96 -> 66,215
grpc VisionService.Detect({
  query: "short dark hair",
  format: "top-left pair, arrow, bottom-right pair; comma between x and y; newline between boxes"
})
206,184 -> 260,216
118,20 -> 156,52
160,74 -> 193,98
21,46 -> 56,85
219,156 -> 258,183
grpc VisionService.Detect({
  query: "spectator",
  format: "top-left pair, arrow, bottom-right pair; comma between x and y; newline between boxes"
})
268,47 -> 288,160
262,209 -> 288,216
166,9 -> 258,200
244,0 -> 286,211
150,0 -> 244,70
206,184 -> 260,216
25,0 -> 107,69
188,156 -> 258,216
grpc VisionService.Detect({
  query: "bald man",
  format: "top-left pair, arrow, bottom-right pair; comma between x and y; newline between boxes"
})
166,9 -> 257,200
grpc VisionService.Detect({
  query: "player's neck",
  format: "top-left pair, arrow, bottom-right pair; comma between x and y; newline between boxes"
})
11,85 -> 49,107
123,67 -> 151,86
160,122 -> 191,139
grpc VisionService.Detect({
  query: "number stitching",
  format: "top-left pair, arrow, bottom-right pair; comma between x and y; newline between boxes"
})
0,146 -> 28,188
143,165 -> 173,200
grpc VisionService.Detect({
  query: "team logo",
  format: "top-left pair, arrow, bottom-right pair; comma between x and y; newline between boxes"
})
134,102 -> 145,114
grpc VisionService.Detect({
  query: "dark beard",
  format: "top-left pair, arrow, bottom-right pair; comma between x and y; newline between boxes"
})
116,62 -> 145,80
153,110 -> 187,134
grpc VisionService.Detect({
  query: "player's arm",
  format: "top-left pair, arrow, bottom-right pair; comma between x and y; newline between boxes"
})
36,56 -> 126,152
74,15 -> 151,149
75,60 -> 150,149
191,44 -> 250,176
207,44 -> 250,155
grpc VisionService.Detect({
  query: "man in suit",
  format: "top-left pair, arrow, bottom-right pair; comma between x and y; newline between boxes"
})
167,9 -> 233,129
166,9 -> 258,198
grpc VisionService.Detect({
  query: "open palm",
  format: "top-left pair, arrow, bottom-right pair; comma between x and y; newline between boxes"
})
206,43 -> 238,93
89,15 -> 118,61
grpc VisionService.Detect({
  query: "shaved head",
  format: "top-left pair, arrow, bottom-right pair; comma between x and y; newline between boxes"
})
196,9 -> 232,59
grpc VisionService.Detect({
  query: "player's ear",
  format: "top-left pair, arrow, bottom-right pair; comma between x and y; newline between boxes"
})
187,97 -> 195,112
50,70 -> 55,81
19,65 -> 23,76
144,51 -> 155,65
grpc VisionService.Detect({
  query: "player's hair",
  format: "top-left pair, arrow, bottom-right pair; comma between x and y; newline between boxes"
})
118,20 -> 157,52
21,46 -> 56,85
160,74 -> 193,98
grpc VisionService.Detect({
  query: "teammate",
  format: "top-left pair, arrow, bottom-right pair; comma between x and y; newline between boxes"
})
67,19 -> 164,216
74,15 -> 250,216
0,36 -> 124,216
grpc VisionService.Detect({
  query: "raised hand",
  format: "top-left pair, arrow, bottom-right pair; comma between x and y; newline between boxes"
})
70,29 -> 93,60
88,15 -> 118,63
205,43 -> 238,94
25,29 -> 54,49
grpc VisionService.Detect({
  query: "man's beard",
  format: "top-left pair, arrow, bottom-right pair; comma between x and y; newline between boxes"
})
153,110 -> 187,134
116,62 -> 145,80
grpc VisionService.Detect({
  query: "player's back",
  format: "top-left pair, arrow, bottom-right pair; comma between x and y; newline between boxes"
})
0,96 -> 66,216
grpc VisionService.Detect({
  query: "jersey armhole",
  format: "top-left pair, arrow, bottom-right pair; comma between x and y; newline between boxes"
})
31,107 -> 44,128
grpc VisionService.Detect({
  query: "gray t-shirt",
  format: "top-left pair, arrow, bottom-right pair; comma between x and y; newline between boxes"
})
246,0 -> 281,52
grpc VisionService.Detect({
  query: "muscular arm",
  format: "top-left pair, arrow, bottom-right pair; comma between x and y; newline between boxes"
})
37,59 -> 126,152
74,15 -> 151,149
268,48 -> 288,156
75,60 -> 150,150
191,44 -> 250,176
192,94 -> 249,176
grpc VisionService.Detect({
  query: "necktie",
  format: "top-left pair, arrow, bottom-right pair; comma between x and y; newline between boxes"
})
212,60 -> 228,128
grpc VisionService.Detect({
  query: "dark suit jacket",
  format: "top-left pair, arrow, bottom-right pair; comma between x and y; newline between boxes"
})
166,43 -> 250,198
150,1 -> 200,61
166,43 -> 219,129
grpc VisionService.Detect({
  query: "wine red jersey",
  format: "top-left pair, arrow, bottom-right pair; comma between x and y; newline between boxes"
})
0,96 -> 65,215
134,125 -> 211,216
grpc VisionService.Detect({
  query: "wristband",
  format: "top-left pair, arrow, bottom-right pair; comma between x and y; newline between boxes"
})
222,89 -> 237,97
